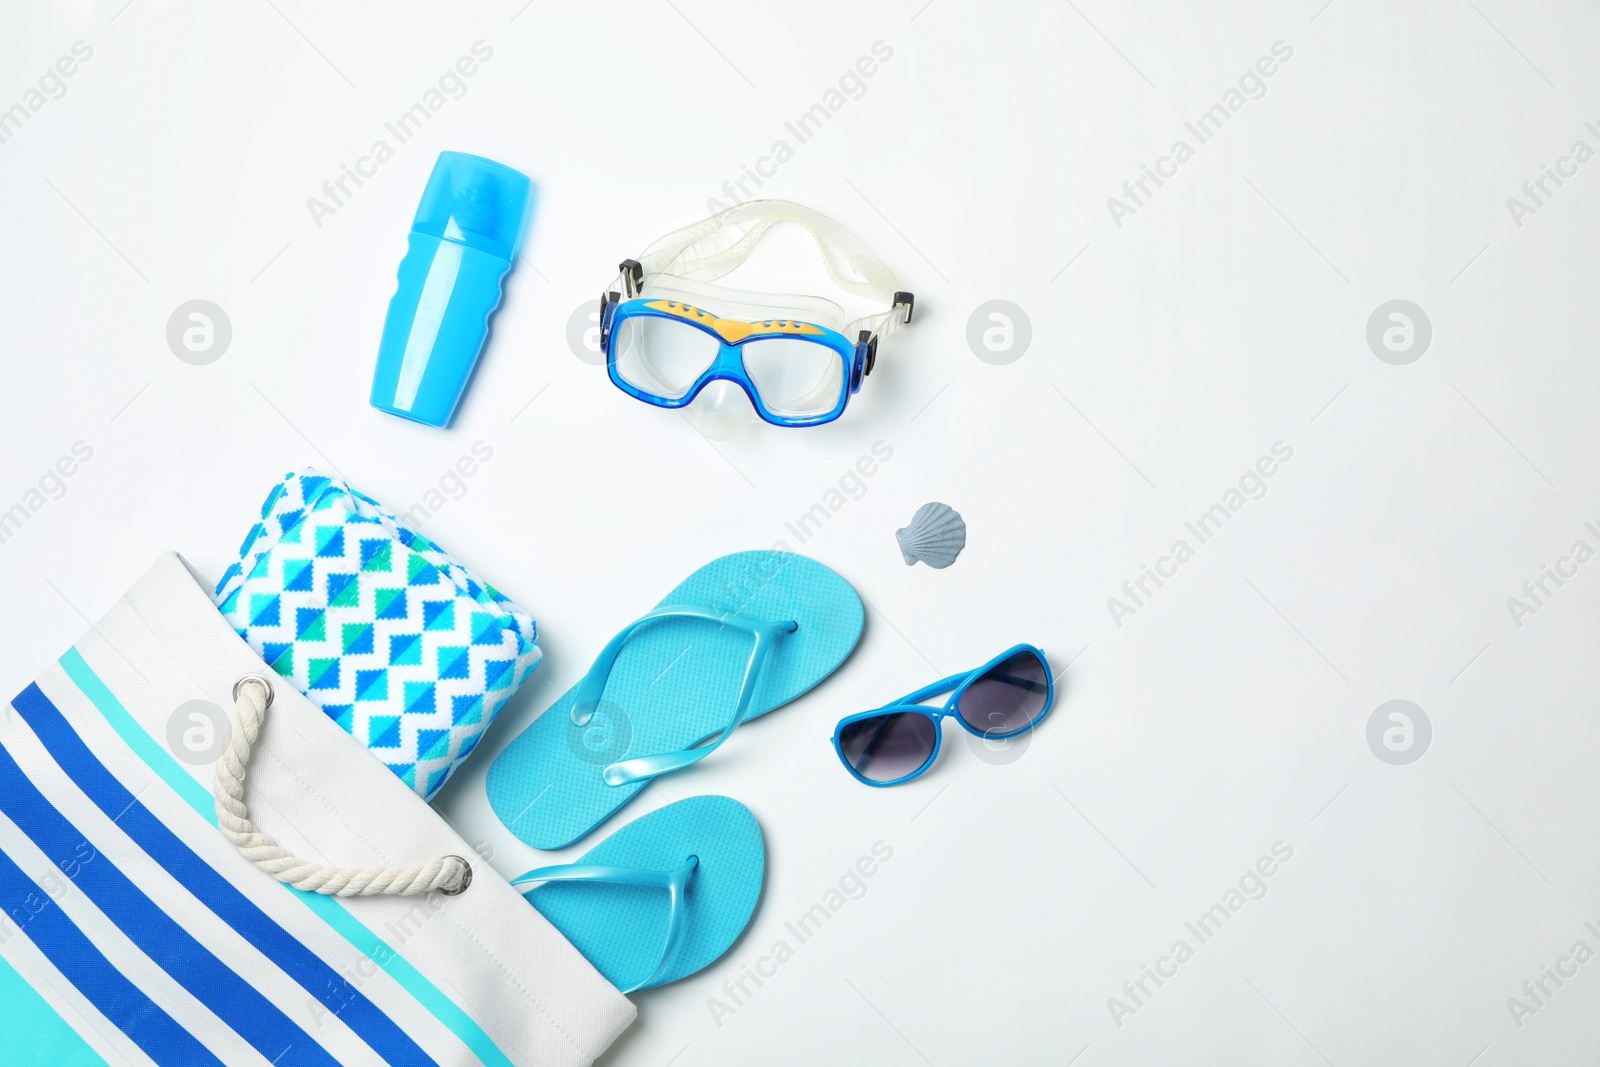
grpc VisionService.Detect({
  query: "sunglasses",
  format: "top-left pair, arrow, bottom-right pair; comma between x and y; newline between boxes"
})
831,644 -> 1053,786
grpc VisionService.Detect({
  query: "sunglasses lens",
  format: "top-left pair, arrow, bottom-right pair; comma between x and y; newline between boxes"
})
957,650 -> 1049,737
837,711 -> 937,784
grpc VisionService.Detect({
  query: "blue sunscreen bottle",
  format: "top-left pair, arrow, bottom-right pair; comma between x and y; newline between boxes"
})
370,151 -> 534,427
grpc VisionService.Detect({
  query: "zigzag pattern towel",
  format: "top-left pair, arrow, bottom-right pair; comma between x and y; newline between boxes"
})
214,470 -> 540,800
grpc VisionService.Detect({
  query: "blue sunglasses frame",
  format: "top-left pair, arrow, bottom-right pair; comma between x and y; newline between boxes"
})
599,294 -> 872,428
831,643 -> 1054,787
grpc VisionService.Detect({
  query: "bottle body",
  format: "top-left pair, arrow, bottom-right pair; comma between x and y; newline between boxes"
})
370,232 -> 513,427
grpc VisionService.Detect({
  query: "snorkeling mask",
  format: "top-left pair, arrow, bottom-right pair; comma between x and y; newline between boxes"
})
598,200 -> 915,429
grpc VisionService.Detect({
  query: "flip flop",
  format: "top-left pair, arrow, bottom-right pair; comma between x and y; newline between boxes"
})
511,796 -> 764,993
487,551 -> 862,849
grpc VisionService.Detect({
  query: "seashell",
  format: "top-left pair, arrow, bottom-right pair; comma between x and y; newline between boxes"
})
896,502 -> 966,569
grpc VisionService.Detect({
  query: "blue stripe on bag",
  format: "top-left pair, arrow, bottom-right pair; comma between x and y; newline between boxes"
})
58,649 -> 518,1067
11,683 -> 438,1067
0,845 -> 223,1066
0,743 -> 340,1067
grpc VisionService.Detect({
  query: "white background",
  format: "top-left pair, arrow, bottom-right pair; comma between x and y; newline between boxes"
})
3,1 -> 1600,1064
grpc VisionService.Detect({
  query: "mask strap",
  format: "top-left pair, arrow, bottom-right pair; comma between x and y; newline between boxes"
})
614,200 -> 913,335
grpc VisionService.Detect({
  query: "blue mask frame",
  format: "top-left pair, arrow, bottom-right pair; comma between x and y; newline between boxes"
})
599,294 -> 872,428
830,643 -> 1054,787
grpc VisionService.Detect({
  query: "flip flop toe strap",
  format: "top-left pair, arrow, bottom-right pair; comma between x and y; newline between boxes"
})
512,857 -> 699,993
569,605 -> 797,787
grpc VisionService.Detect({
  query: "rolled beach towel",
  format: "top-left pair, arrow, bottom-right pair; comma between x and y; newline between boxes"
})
214,469 -> 539,800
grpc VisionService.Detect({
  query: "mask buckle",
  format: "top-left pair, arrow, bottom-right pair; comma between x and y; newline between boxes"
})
894,291 -> 915,325
620,259 -> 644,298
857,330 -> 879,380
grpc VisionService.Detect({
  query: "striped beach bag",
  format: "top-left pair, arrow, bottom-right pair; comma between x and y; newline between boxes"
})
0,552 -> 635,1065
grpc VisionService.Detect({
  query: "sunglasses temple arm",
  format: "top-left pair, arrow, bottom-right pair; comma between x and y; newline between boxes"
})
986,671 -> 1050,693
893,671 -> 970,707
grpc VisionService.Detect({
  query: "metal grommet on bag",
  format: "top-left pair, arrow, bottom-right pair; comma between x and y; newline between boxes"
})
232,674 -> 274,710
439,857 -> 473,895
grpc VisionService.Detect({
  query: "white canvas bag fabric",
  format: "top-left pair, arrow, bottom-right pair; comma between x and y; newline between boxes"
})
0,552 -> 635,1066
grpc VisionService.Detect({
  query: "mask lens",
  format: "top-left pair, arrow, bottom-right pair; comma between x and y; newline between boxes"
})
741,336 -> 845,418
956,650 -> 1049,737
837,711 -> 938,783
613,314 -> 721,399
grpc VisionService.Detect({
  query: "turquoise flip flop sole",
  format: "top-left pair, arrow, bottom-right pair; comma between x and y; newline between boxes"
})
487,551 -> 863,849
522,796 -> 765,992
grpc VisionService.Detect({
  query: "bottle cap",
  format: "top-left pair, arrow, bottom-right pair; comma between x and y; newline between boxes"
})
412,151 -> 532,261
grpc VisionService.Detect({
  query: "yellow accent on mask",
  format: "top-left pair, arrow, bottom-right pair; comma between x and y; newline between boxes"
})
643,300 -> 827,344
